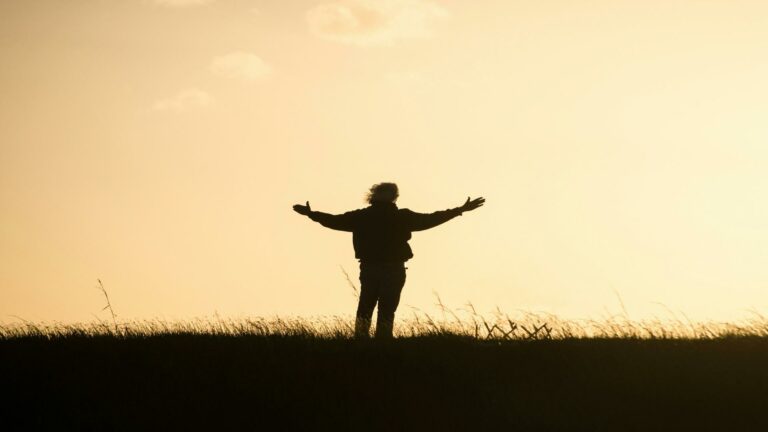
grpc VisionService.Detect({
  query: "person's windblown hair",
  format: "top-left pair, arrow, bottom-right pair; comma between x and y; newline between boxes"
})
366,182 -> 399,204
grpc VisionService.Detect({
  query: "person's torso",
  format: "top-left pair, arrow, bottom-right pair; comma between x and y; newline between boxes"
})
352,204 -> 413,262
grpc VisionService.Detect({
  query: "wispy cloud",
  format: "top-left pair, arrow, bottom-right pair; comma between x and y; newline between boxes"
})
151,0 -> 215,6
152,88 -> 212,112
210,52 -> 272,82
306,0 -> 448,46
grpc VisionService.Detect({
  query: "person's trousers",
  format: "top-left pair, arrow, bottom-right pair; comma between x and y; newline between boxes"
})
355,261 -> 407,338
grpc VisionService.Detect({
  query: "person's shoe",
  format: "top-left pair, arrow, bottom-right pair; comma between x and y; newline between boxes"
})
374,320 -> 394,339
354,318 -> 372,338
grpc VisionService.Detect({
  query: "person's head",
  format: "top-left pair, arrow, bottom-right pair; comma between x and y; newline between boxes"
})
366,182 -> 399,204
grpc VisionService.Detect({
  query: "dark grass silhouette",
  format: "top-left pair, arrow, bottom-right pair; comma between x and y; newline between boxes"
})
3,318 -> 768,431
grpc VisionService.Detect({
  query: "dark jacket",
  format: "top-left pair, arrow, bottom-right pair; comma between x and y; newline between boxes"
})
308,202 -> 463,262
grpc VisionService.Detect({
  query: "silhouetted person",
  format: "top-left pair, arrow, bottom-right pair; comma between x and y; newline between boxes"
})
293,183 -> 485,338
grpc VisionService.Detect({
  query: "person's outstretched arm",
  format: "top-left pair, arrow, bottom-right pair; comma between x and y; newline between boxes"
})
293,201 -> 360,232
405,197 -> 485,231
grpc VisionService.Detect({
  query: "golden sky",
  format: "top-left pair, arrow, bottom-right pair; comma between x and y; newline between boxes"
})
2,0 -> 768,323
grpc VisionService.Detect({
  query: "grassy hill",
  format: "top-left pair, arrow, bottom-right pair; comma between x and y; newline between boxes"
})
2,317 -> 768,430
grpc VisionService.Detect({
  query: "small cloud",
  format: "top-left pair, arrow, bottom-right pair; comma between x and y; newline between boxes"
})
306,0 -> 448,46
151,0 -> 215,6
210,52 -> 272,81
152,88 -> 212,112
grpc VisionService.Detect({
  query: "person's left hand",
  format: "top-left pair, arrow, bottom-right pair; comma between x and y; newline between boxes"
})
459,197 -> 485,212
293,201 -> 312,216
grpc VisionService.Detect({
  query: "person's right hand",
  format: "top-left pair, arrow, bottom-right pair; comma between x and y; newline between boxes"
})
293,201 -> 312,216
459,197 -> 485,213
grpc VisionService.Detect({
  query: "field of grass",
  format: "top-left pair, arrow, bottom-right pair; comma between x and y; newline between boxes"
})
3,312 -> 768,431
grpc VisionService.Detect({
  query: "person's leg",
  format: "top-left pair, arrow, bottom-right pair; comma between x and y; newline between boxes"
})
375,263 -> 406,338
355,262 -> 380,338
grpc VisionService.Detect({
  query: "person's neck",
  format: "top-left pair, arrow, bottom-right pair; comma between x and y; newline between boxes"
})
371,201 -> 397,208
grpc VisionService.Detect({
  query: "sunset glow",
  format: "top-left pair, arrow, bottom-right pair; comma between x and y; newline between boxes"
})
2,0 -> 768,323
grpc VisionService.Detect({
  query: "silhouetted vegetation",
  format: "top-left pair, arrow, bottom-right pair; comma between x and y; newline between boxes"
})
3,314 -> 768,430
